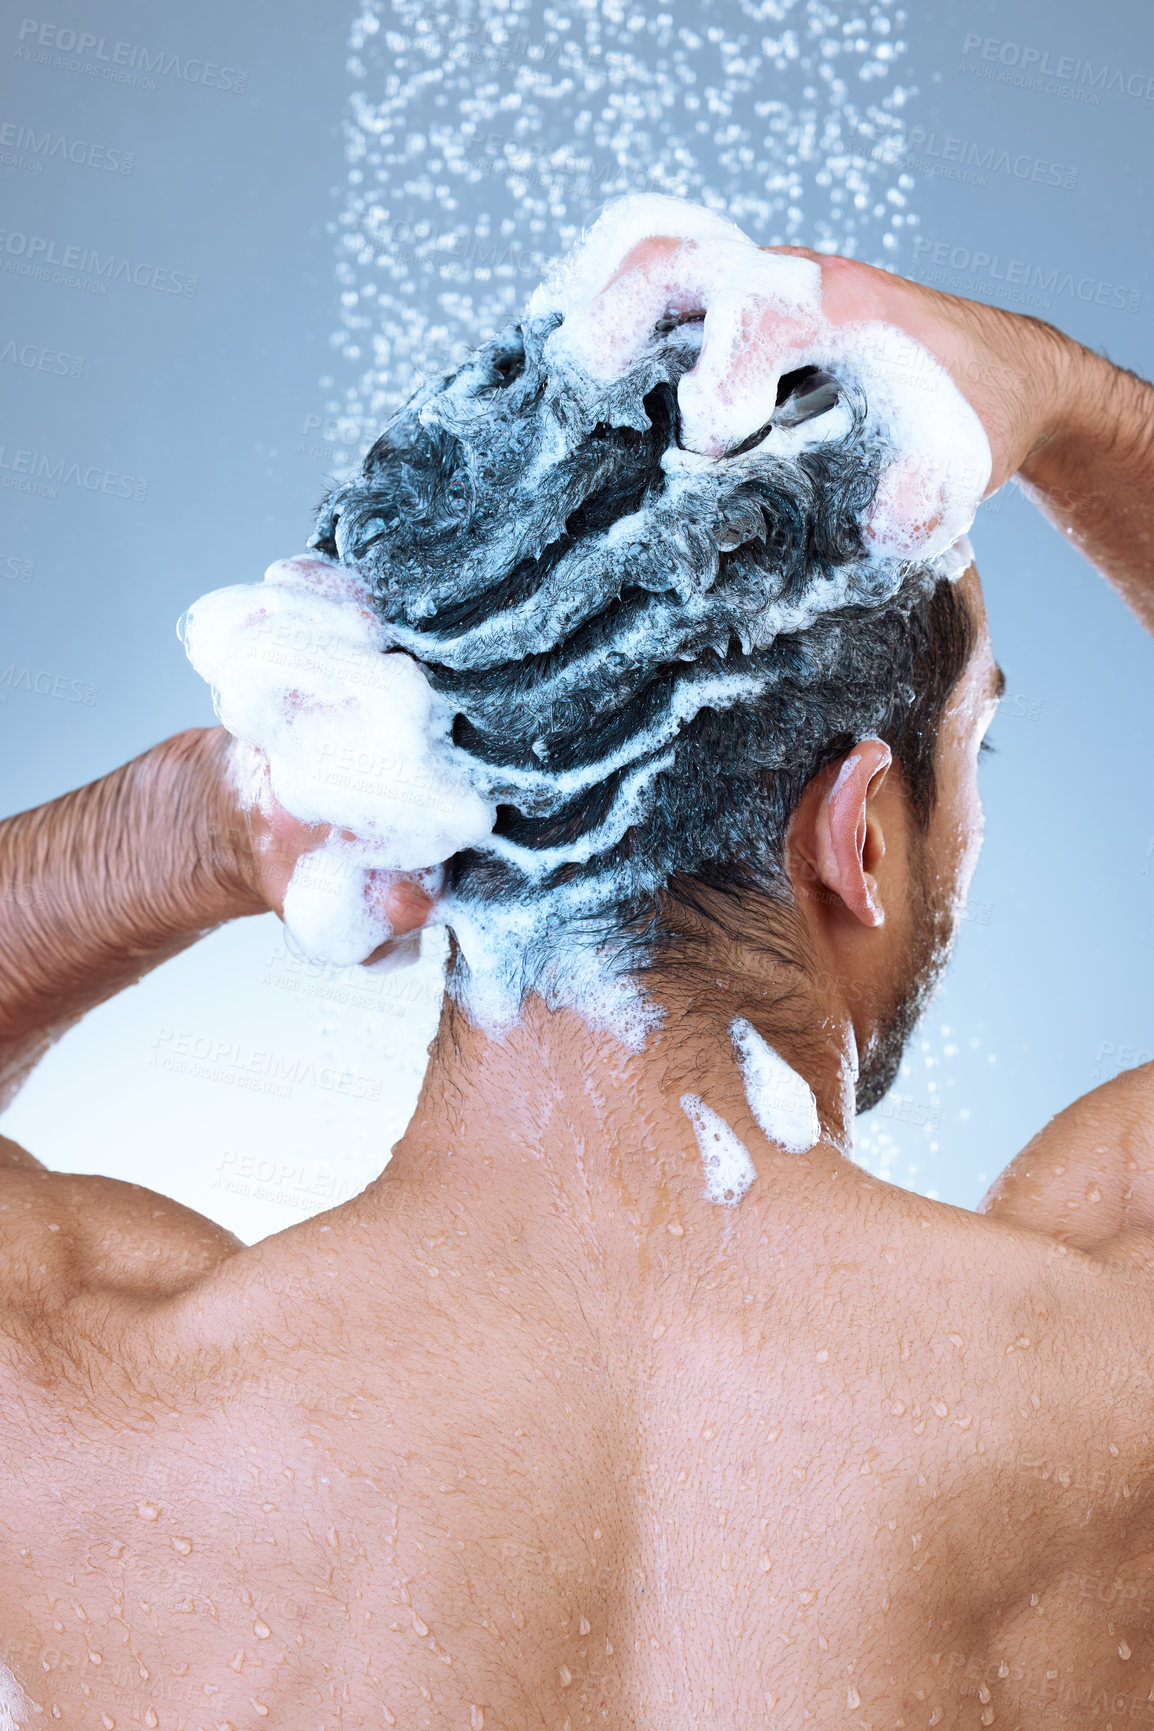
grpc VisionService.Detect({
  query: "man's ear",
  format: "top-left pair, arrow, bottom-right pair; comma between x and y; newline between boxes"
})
793,738 -> 894,929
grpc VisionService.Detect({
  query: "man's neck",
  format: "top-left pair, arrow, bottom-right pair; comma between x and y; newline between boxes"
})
374,988 -> 862,1288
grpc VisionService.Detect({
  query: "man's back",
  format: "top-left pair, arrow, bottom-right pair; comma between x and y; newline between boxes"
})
5,227 -> 1154,1731
2,1069 -> 1153,1731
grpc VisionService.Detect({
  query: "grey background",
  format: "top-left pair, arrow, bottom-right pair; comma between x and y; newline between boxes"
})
1,0 -> 1151,1236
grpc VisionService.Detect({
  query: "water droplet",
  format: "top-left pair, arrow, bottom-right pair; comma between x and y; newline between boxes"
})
559,1665 -> 572,1688
666,1221 -> 683,1237
846,1686 -> 860,1709
759,1553 -> 772,1572
383,1711 -> 396,1727
592,1529 -> 602,1541
171,1536 -> 193,1556
605,1638 -> 613,1655
798,1590 -> 814,1605
87,1652 -> 102,1665
143,1710 -> 158,1728
136,1503 -> 160,1522
252,1620 -> 271,1640
980,1710 -> 995,1726
701,1424 -> 716,1441
978,1684 -> 991,1703
579,1617 -> 590,1635
1120,1641 -> 1132,1660
412,1610 -> 430,1637
251,1702 -> 270,1718
471,1708 -> 485,1729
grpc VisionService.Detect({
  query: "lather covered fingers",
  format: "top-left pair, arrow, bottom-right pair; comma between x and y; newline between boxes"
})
182,556 -> 471,965
538,194 -> 1010,559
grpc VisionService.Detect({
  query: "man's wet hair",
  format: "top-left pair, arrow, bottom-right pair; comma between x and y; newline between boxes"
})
311,314 -> 974,1017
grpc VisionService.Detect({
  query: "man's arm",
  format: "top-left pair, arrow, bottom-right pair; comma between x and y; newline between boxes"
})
0,727 -> 262,1108
1016,345 -> 1154,632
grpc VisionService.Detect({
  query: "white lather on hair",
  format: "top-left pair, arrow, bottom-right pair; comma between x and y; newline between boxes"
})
182,196 -> 987,1037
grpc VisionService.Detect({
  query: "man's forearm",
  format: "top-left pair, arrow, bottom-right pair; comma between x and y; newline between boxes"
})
1017,335 -> 1154,630
0,728 -> 262,1106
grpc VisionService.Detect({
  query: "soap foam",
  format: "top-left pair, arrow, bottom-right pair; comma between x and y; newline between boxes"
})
182,556 -> 494,965
681,1092 -> 757,1206
184,198 -> 984,1030
731,1017 -> 822,1154
533,196 -> 990,562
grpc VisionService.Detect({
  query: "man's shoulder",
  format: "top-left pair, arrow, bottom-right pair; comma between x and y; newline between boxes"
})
0,1132 -> 244,1327
977,1061 -> 1154,1264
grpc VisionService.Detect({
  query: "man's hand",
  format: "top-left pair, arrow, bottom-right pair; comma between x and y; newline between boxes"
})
594,232 -> 1068,495
583,228 -> 1154,619
227,735 -> 438,963
0,726 -> 440,1108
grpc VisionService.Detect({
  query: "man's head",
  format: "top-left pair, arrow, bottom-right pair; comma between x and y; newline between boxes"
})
310,311 -> 993,1085
781,563 -> 1001,1108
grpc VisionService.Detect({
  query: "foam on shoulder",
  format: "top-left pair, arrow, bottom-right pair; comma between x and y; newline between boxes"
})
731,1017 -> 822,1155
681,1093 -> 757,1206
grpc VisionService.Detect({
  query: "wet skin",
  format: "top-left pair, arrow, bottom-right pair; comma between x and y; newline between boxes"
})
2,257 -> 1154,1728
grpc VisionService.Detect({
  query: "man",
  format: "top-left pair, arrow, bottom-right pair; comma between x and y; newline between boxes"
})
0,239 -> 1152,1731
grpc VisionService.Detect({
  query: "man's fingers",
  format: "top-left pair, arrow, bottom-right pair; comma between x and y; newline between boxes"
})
556,237 -> 708,380
263,553 -> 375,614
678,296 -> 817,456
376,870 -> 439,938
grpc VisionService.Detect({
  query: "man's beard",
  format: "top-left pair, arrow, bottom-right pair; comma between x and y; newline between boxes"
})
854,847 -> 960,1115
